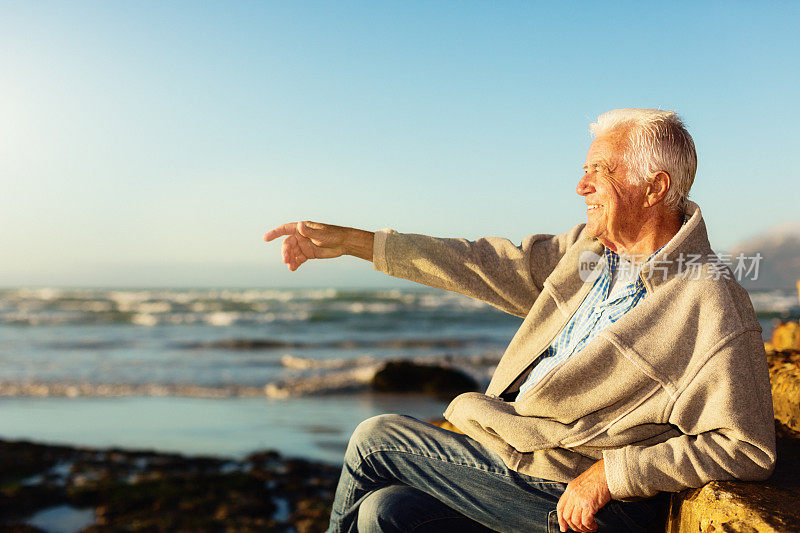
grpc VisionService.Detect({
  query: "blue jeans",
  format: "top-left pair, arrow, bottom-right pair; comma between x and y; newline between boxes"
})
328,414 -> 667,532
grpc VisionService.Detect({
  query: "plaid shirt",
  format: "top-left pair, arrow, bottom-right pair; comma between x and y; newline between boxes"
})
517,244 -> 664,397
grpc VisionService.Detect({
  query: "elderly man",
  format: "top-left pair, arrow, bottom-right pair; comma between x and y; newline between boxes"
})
264,109 -> 776,533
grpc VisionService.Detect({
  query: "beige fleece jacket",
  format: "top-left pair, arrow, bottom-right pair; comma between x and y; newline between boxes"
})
372,201 -> 776,500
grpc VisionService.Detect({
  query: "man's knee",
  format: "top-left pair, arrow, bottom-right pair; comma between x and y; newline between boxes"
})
347,414 -> 412,455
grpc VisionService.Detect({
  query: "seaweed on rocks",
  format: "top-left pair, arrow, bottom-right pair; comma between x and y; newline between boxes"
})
0,439 -> 340,532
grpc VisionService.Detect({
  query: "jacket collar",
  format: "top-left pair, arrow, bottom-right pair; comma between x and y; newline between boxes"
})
544,201 -> 712,309
636,201 -> 713,293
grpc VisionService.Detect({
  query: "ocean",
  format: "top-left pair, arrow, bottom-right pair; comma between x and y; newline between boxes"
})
0,286 -> 796,464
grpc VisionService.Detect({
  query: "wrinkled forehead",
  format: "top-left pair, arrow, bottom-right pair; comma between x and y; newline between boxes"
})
584,127 -> 630,168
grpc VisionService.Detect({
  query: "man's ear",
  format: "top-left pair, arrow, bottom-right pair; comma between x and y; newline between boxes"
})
644,171 -> 671,207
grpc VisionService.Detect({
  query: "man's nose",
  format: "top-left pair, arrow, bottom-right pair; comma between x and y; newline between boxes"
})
576,174 -> 593,196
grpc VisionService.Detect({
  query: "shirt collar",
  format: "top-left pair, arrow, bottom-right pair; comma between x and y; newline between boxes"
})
601,247 -> 645,298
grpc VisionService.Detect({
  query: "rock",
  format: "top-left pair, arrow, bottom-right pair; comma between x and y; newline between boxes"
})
771,321 -> 800,352
667,483 -> 778,532
0,439 -> 339,532
767,349 -> 800,434
666,433 -> 800,533
371,361 -> 479,396
667,439 -> 800,532
425,418 -> 464,434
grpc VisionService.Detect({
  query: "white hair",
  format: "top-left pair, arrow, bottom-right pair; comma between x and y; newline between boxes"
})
589,109 -> 697,212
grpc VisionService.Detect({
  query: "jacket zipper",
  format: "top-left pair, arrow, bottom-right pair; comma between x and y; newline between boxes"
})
506,285 -> 590,403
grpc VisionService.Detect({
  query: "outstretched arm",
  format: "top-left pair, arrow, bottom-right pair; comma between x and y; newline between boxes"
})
372,224 -> 589,317
263,221 -> 374,271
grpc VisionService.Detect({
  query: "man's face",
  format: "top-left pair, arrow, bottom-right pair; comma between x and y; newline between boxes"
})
576,129 -> 648,252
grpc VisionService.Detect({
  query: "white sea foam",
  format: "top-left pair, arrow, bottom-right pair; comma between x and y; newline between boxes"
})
131,313 -> 158,327
342,302 -> 400,314
263,365 -> 381,398
280,354 -> 376,370
206,312 -> 240,326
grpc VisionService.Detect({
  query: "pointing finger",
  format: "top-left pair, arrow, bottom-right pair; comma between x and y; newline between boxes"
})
263,222 -> 299,242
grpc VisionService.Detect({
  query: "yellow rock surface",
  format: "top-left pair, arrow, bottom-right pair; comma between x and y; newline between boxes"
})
767,350 -> 800,434
772,321 -> 800,352
666,435 -> 800,532
426,418 -> 464,434
667,482 -> 787,532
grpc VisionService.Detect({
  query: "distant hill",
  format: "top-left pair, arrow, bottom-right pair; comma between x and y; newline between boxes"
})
729,222 -> 800,291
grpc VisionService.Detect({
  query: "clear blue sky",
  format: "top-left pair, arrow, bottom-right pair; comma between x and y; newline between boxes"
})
1,1 -> 798,287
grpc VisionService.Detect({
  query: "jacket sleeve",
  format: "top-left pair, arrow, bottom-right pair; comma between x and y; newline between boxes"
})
372,224 -> 586,318
602,328 -> 777,499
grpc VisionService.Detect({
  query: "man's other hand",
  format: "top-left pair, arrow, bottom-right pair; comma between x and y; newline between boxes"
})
556,459 -> 611,532
263,221 -> 374,271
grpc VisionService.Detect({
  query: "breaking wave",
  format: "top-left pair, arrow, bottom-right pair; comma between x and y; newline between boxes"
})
0,288 -> 498,327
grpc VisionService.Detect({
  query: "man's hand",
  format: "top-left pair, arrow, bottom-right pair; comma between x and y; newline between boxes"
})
263,221 -> 374,271
556,459 -> 611,532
